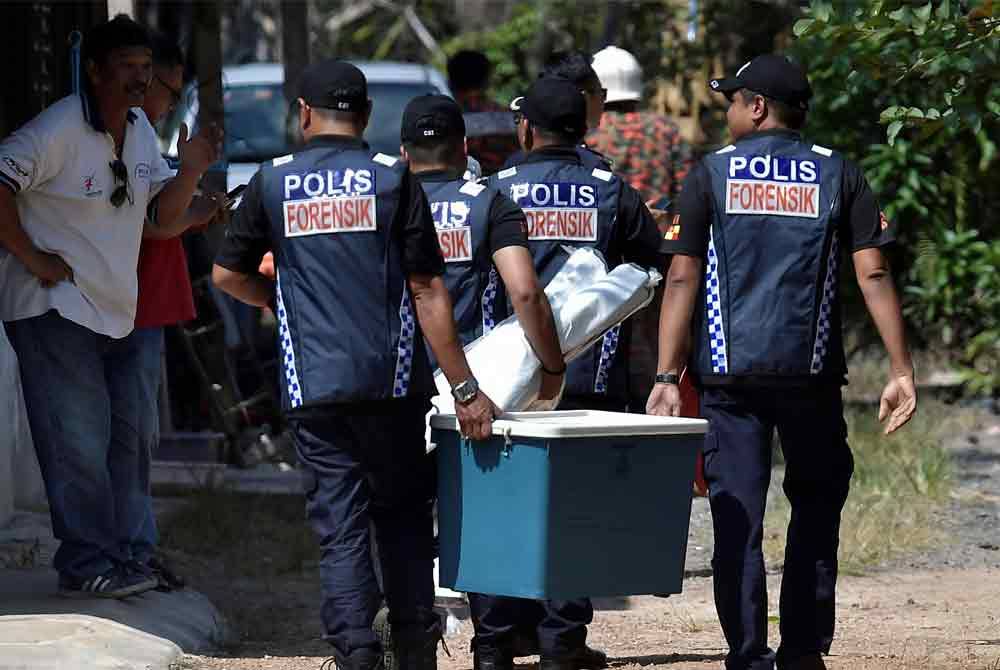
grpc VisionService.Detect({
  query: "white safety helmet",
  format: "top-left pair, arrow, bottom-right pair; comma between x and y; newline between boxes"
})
592,46 -> 643,103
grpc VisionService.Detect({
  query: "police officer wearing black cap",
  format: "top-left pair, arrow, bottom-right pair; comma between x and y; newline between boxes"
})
212,60 -> 498,670
400,94 -> 566,396
650,54 -> 917,670
482,77 -> 669,670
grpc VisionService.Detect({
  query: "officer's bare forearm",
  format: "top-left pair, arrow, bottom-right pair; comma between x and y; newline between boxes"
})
0,186 -> 41,264
854,247 -> 913,377
657,254 -> 702,375
511,289 -> 564,372
409,273 -> 474,386
211,263 -> 275,308
494,246 -> 564,372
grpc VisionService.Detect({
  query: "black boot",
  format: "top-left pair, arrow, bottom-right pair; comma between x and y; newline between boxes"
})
392,616 -> 442,670
540,645 -> 608,670
472,640 -> 514,670
321,646 -> 383,670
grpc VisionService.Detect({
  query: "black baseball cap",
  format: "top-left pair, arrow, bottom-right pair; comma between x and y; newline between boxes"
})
710,54 -> 812,111
510,77 -> 587,137
401,94 -> 466,144
298,60 -> 368,112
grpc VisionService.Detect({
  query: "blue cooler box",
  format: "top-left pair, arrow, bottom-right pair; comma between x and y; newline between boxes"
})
431,410 -> 708,600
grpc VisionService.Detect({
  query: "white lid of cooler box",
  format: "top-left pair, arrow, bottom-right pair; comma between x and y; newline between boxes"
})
429,410 -> 708,439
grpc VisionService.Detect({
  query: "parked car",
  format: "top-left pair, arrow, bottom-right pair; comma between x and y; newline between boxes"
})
161,61 -> 451,193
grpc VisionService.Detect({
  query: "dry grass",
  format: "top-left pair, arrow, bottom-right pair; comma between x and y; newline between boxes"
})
765,396 -> 988,571
158,488 -> 316,579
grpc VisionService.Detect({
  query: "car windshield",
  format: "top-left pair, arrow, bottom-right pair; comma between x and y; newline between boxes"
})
222,81 -> 442,162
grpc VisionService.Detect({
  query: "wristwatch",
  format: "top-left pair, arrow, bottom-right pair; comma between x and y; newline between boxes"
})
655,372 -> 680,386
451,377 -> 480,405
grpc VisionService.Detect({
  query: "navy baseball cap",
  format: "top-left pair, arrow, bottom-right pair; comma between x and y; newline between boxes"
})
298,60 -> 368,112
401,94 -> 466,144
510,77 -> 587,137
710,54 -> 812,111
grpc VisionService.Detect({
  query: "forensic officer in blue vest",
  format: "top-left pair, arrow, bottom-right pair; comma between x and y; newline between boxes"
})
500,52 -> 612,174
399,94 -> 566,390
212,61 -> 499,670
650,55 -> 918,670
474,77 -> 668,670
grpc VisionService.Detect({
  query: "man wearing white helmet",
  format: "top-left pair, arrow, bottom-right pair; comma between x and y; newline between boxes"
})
587,45 -> 697,416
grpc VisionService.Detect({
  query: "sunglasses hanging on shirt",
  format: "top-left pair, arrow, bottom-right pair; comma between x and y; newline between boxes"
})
109,158 -> 133,208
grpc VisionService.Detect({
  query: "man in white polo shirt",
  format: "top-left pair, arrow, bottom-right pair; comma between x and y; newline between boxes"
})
0,15 -> 219,598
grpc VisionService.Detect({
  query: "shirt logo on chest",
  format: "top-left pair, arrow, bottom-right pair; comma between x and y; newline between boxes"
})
82,172 -> 103,198
509,182 -> 598,242
431,200 -> 472,262
724,155 -> 820,219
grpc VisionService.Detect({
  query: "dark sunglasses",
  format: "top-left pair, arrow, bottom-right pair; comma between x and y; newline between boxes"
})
109,158 -> 133,208
155,74 -> 182,109
513,111 -> 524,125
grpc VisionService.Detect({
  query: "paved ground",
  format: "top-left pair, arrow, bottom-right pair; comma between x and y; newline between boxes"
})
0,505 -> 230,670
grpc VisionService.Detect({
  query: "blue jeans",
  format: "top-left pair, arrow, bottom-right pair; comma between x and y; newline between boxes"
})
4,311 -> 149,579
699,385 -> 854,670
122,326 -> 163,564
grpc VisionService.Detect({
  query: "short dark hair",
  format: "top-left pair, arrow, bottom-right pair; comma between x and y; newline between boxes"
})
150,29 -> 183,69
543,51 -> 601,92
310,105 -> 364,125
83,14 -> 151,66
532,124 -> 584,147
739,88 -> 806,130
403,136 -> 463,165
447,50 -> 491,92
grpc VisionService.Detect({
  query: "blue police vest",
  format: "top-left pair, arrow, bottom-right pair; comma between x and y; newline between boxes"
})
490,155 -> 627,403
419,176 -> 507,365
258,146 -> 436,410
693,132 -> 847,383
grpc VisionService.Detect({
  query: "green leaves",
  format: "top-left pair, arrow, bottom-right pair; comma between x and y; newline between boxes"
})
795,0 -> 1000,392
887,120 -> 904,146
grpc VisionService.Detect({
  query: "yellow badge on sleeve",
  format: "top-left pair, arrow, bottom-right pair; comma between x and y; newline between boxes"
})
664,214 -> 682,241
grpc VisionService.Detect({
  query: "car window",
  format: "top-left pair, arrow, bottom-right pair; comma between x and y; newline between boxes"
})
364,82 -> 441,154
157,78 -> 445,163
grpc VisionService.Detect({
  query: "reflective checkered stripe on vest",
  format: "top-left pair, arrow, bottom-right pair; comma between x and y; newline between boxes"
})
261,149 -> 435,410
693,134 -> 847,382
421,178 -> 506,365
490,160 -> 627,401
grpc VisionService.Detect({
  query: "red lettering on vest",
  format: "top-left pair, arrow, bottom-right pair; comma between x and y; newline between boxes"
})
725,179 -> 820,219
524,208 -> 598,241
437,227 -> 472,262
284,196 -> 377,236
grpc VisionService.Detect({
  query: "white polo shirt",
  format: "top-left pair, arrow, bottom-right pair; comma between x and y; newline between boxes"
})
0,94 -> 173,338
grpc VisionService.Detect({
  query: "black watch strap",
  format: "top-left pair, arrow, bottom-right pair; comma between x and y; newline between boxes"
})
655,372 -> 680,385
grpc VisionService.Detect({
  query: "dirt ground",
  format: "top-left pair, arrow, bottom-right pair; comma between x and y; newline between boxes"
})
175,421 -> 1000,670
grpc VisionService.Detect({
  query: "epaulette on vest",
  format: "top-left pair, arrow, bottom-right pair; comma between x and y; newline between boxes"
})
372,153 -> 399,167
591,168 -> 613,182
496,166 -> 517,179
273,154 -> 294,166
715,145 -> 736,154
811,144 -> 833,157
459,181 -> 487,197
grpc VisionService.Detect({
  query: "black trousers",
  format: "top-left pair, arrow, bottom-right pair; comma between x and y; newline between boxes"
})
699,385 -> 854,670
291,402 -> 437,655
467,394 -> 622,657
